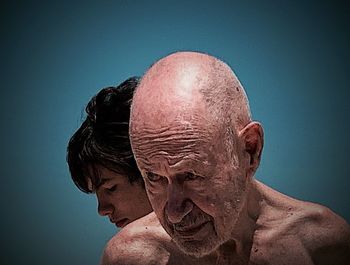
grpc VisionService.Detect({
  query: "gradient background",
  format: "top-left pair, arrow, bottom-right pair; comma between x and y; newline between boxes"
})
2,1 -> 349,264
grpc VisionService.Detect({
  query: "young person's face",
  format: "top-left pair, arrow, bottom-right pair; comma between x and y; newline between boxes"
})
93,166 -> 152,228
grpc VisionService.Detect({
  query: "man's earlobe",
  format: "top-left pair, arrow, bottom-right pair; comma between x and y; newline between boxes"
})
239,122 -> 264,171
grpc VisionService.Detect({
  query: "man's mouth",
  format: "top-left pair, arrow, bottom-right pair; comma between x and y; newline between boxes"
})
173,221 -> 211,238
164,204 -> 213,239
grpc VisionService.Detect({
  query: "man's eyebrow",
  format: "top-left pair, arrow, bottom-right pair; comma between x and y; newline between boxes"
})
142,164 -> 160,172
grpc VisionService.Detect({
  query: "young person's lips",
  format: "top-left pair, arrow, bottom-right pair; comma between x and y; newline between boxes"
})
115,218 -> 128,228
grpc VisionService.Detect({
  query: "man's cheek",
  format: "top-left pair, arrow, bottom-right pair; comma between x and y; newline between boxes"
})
192,191 -> 217,209
146,187 -> 166,209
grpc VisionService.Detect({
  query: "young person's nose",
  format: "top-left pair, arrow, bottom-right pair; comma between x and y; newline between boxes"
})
97,194 -> 113,216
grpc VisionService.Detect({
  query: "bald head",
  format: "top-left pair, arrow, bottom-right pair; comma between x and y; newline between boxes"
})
129,52 -> 263,256
131,51 -> 251,137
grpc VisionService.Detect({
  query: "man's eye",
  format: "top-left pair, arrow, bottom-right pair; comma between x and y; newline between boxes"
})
146,172 -> 162,182
106,185 -> 117,192
185,172 -> 199,181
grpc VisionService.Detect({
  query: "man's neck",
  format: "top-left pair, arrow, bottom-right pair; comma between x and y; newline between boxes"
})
218,179 -> 262,260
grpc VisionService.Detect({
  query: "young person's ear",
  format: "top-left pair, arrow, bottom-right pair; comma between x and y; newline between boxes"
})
239,122 -> 264,174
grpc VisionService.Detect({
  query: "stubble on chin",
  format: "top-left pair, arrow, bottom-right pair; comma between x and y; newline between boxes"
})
174,231 -> 220,257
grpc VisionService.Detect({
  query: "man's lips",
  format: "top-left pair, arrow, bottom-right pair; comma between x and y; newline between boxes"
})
173,221 -> 211,237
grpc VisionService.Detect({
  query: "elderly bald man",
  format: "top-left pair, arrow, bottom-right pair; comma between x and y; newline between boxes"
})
129,51 -> 350,264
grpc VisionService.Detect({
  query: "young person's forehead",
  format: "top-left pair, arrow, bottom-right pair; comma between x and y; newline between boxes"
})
86,165 -> 125,187
96,166 -> 128,180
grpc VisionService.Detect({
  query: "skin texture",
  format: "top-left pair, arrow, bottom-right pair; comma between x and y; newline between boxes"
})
93,166 -> 152,228
129,51 -> 350,264
101,212 -> 217,265
98,169 -> 219,265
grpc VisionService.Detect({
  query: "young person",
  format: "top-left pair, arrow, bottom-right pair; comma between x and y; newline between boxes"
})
67,77 -> 212,264
67,77 -> 152,228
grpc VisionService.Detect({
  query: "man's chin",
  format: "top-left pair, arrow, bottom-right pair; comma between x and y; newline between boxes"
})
174,237 -> 217,258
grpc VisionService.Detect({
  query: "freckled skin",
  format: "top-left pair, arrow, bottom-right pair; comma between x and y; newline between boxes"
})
129,51 -> 350,264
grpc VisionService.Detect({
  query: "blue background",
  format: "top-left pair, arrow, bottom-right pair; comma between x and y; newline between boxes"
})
2,1 -> 349,264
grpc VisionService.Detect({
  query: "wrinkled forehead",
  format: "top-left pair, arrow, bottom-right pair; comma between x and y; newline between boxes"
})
129,58 -> 224,171
130,88 -> 214,144
130,88 -> 224,168
130,112 -> 220,173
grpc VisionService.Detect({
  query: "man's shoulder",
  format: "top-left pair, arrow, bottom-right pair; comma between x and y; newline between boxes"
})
290,202 -> 349,242
281,201 -> 350,249
257,182 -> 350,249
254,186 -> 350,264
297,202 -> 350,264
101,212 -> 171,265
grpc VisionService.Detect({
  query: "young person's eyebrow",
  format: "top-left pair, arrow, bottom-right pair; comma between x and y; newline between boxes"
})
95,177 -> 113,189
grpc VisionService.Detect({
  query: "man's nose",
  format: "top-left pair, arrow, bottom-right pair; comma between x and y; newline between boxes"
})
97,195 -> 113,216
165,184 -> 193,224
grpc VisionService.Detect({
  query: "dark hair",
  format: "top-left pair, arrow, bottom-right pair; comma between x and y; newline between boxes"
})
67,77 -> 142,193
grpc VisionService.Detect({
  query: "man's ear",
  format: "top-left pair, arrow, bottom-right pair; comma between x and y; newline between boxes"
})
238,122 -> 264,174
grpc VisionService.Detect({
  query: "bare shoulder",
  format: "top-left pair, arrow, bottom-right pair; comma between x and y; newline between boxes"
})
256,181 -> 350,247
100,212 -> 171,265
253,181 -> 350,264
297,201 -> 350,264
299,202 -> 350,240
